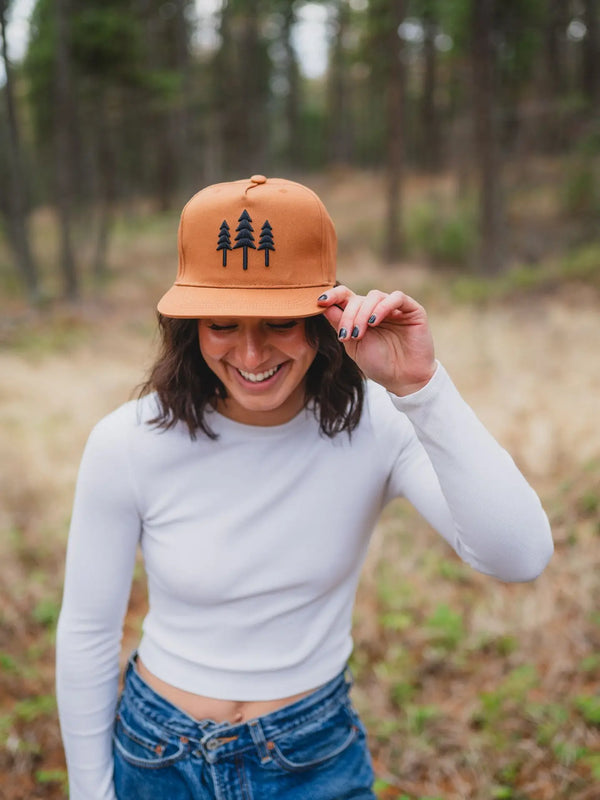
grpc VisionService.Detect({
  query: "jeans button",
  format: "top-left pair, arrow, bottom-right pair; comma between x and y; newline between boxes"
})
206,739 -> 220,751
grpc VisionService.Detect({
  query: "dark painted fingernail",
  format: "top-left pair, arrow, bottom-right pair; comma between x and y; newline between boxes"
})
318,294 -> 328,301
338,328 -> 347,339
368,314 -> 376,324
351,326 -> 359,338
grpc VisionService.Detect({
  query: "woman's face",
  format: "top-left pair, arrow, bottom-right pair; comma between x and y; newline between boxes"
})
197,317 -> 318,426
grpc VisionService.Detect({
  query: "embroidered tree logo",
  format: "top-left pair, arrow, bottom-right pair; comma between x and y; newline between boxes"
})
258,220 -> 275,266
216,220 -> 232,266
233,209 -> 256,270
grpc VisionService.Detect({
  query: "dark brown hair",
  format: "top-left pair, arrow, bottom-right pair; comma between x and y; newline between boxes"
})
138,314 -> 364,439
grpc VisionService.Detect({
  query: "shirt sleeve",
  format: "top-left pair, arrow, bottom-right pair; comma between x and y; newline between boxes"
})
56,409 -> 142,800
385,362 -> 553,582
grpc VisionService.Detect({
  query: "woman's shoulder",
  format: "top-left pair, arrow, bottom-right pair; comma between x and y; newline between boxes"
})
94,393 -> 160,431
85,393 -> 163,453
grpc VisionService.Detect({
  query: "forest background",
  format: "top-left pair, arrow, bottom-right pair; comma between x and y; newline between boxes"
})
1,1 -> 599,798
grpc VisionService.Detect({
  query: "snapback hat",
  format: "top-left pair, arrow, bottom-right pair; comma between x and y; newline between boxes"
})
157,175 -> 337,318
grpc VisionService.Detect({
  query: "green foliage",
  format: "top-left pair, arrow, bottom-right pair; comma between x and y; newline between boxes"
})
406,199 -> 477,265
574,694 -> 600,726
560,160 -> 600,219
579,653 -> 600,673
70,6 -> 142,82
475,665 -> 539,728
561,244 -> 600,284
3,313 -> 90,357
528,702 -> 568,746
0,653 -> 18,674
491,787 -> 514,799
35,768 -> 68,789
380,610 -> 413,632
32,597 -> 61,629
13,694 -> 56,723
452,240 -> 600,305
425,603 -> 465,651
581,753 -> 600,779
405,703 -> 440,735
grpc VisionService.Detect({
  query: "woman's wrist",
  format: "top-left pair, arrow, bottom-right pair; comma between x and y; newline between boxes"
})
387,362 -> 438,397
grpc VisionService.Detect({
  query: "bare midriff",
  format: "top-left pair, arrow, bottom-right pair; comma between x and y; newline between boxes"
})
136,657 -> 319,724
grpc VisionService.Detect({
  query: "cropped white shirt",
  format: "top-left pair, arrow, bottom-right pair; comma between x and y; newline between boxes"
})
56,364 -> 553,799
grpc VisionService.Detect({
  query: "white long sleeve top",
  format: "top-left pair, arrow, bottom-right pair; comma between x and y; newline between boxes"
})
56,363 -> 553,799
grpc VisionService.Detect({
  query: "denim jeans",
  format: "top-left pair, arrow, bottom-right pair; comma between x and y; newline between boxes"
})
113,654 -> 376,800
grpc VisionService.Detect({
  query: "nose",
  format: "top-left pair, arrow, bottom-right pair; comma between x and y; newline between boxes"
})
236,326 -> 270,370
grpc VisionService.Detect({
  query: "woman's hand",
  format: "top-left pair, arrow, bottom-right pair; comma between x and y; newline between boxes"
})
317,286 -> 437,396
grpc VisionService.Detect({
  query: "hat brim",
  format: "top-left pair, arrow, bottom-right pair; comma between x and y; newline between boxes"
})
157,284 -> 335,319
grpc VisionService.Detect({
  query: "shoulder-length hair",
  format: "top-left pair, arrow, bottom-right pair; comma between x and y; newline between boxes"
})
138,314 -> 364,439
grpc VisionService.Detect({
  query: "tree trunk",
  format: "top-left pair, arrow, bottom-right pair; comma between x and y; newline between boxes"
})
384,0 -> 406,262
240,0 -> 267,169
538,0 -> 570,151
328,0 -> 352,165
174,0 -> 198,195
92,90 -> 114,282
54,0 -> 79,299
281,2 -> 301,165
471,0 -> 505,275
544,0 -> 568,97
420,1 -> 440,171
582,0 -> 600,107
0,0 -> 40,302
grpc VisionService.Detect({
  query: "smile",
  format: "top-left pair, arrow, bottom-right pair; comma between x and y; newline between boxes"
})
237,365 -> 282,383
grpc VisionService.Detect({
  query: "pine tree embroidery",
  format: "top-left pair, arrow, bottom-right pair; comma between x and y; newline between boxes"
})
258,220 -> 275,266
216,220 -> 232,266
233,209 -> 256,270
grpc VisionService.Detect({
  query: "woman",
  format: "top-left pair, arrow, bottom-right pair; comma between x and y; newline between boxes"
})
56,176 -> 553,800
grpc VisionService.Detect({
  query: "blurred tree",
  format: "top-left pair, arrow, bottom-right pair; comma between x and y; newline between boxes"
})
582,0 -> 600,107
3,0 -> 599,306
367,0 -> 407,260
471,0 -> 505,275
0,0 -> 40,301
212,0 -> 272,176
135,0 -> 197,208
272,0 -> 302,165
54,0 -> 79,299
408,0 -> 442,171
544,0 -> 569,100
328,0 -> 353,165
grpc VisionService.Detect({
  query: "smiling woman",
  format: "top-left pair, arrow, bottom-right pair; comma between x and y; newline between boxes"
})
196,317 -> 317,426
56,176 -> 553,800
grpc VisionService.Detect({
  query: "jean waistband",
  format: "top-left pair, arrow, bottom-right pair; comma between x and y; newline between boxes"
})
121,653 -> 353,758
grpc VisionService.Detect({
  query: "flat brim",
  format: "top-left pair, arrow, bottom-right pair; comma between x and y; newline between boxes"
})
157,284 -> 335,319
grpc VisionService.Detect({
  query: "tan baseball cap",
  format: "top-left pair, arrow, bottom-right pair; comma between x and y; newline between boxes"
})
157,175 -> 337,318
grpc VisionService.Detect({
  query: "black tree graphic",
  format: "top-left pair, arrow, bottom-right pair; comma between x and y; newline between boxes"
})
216,220 -> 232,266
233,209 -> 256,270
258,220 -> 275,266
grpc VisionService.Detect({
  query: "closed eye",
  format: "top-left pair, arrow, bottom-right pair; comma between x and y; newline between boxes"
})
267,320 -> 299,330
208,323 -> 237,331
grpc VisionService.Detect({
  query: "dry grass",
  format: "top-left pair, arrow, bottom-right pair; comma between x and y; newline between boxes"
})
0,171 -> 599,799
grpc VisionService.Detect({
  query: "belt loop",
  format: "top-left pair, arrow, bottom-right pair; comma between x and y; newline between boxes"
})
248,719 -> 273,764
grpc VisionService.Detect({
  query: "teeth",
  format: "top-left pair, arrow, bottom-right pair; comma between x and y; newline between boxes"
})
238,365 -> 280,383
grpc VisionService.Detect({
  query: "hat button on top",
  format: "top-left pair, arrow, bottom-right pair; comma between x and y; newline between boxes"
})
250,174 -> 267,184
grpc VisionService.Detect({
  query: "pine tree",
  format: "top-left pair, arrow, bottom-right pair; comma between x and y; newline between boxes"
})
217,219 -> 232,265
233,209 -> 255,270
258,220 -> 275,266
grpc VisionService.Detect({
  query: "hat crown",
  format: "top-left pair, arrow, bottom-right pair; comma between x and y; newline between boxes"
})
158,177 -> 337,318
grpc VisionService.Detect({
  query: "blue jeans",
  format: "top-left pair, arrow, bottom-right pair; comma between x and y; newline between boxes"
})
113,654 -> 376,800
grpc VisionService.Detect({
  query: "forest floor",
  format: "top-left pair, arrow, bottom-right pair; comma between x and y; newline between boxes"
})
0,170 -> 599,799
